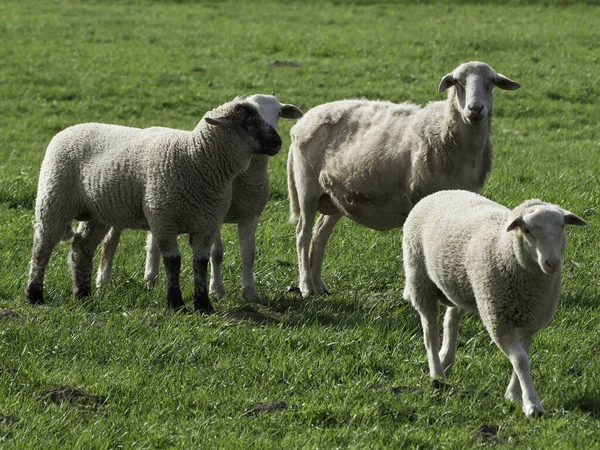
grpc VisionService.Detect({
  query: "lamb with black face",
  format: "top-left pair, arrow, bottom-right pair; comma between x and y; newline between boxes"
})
237,103 -> 282,156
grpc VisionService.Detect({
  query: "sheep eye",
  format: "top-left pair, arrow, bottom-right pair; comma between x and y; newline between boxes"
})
523,228 -> 530,234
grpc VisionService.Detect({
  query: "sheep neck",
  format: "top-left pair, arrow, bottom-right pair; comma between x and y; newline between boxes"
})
448,88 -> 492,156
501,230 -> 551,277
189,125 -> 253,189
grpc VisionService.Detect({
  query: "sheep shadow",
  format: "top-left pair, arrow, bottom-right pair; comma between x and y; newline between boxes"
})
564,395 -> 600,419
259,288 -> 417,331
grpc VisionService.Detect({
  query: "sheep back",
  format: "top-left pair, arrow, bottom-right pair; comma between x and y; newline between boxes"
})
403,190 -> 561,331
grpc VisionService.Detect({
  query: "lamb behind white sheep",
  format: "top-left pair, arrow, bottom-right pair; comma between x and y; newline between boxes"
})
27,95 -> 288,313
402,190 -> 586,417
96,94 -> 303,302
287,61 -> 520,297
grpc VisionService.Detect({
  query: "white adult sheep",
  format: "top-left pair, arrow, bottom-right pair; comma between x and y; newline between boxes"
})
26,95 -> 296,313
287,61 -> 521,297
402,189 -> 586,417
95,94 -> 303,302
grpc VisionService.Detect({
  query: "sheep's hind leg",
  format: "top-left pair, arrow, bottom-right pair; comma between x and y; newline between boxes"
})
96,227 -> 121,287
296,202 -> 319,297
416,299 -> 445,381
238,216 -> 262,302
190,231 -> 216,314
310,213 -> 342,295
71,220 -> 110,299
209,228 -> 226,299
439,306 -> 465,377
27,222 -> 68,304
491,324 -> 543,417
144,232 -> 161,288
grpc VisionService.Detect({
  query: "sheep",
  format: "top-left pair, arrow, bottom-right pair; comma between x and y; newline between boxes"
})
95,94 -> 303,302
26,94 -> 294,313
287,61 -> 521,297
402,189 -> 587,417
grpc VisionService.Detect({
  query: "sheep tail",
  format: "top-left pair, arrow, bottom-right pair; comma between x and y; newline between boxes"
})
287,144 -> 300,224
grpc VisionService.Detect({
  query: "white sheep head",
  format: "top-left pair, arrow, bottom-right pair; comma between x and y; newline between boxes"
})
246,94 -> 304,131
506,202 -> 587,275
438,61 -> 521,124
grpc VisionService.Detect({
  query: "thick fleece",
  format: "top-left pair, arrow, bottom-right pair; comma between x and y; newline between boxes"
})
96,95 -> 303,302
287,61 -> 521,296
27,96 -> 284,312
402,189 -> 586,417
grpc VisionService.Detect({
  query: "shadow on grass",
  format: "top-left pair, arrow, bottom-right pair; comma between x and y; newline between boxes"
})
565,395 -> 600,419
258,289 -> 417,331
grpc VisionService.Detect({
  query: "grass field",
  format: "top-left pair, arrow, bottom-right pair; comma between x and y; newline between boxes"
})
1,0 -> 599,448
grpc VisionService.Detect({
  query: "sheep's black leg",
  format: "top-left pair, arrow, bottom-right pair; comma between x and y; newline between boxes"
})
189,232 -> 215,314
193,254 -> 214,314
163,254 -> 185,311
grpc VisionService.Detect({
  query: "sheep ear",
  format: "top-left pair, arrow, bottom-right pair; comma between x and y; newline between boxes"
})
438,73 -> 456,93
280,104 -> 304,119
494,74 -> 521,91
506,216 -> 523,232
563,210 -> 587,227
205,116 -> 232,127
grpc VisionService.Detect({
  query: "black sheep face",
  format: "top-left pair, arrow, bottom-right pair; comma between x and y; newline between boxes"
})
205,103 -> 282,156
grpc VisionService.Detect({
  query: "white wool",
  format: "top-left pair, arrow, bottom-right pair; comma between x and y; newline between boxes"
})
402,189 -> 586,417
27,95 -> 291,312
95,95 -> 303,302
287,62 -> 520,296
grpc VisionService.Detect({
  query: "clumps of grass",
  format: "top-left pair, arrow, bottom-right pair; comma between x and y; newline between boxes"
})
40,387 -> 106,409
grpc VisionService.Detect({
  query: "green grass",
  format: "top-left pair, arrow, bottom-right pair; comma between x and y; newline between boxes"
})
1,0 -> 599,448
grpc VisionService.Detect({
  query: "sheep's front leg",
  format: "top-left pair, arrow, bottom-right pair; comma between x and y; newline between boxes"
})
209,229 -> 226,299
310,214 -> 342,295
190,232 -> 215,314
492,325 -> 543,417
71,220 -> 110,298
238,216 -> 262,302
144,232 -> 161,289
505,329 -> 536,403
439,306 -> 465,377
416,300 -> 445,380
96,227 -> 121,287
156,234 -> 185,311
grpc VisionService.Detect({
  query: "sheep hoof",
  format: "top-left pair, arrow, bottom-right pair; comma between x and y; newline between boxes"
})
431,378 -> 448,390
194,294 -> 215,315
167,291 -> 185,310
195,303 -> 215,315
314,285 -> 330,296
74,286 -> 91,299
523,403 -> 544,418
27,284 -> 44,305
209,285 -> 226,299
145,276 -> 160,290
241,286 -> 263,303
286,285 -> 301,293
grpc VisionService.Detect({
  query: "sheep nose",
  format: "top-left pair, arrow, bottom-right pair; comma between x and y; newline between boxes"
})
468,103 -> 484,114
544,258 -> 560,272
